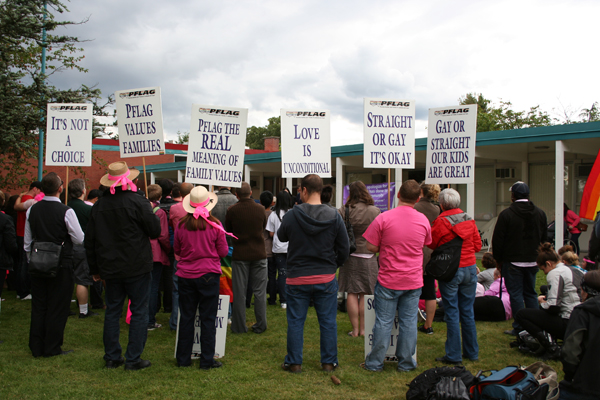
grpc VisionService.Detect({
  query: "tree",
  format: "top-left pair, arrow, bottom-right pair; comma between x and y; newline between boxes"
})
0,0 -> 109,190
175,130 -> 189,144
246,116 -> 281,149
579,102 -> 600,122
459,93 -> 552,132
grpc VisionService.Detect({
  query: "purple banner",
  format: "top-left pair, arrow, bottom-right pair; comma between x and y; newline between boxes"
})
343,182 -> 396,212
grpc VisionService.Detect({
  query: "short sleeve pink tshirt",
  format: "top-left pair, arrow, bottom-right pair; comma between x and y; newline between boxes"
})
363,205 -> 432,291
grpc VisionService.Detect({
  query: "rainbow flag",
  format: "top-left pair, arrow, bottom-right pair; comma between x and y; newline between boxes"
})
580,150 -> 600,220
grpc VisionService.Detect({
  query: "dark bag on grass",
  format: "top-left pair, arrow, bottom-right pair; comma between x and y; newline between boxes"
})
344,205 -> 357,254
470,366 -> 549,400
425,235 -> 463,282
28,241 -> 63,278
406,366 -> 475,400
428,376 -> 470,400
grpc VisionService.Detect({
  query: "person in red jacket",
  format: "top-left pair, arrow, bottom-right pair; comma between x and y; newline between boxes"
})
428,188 -> 482,365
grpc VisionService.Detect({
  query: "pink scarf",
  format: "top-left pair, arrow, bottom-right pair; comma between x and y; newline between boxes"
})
190,198 -> 238,239
107,171 -> 137,194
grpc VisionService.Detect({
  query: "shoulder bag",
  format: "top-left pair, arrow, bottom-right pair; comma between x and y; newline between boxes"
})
344,205 -> 357,254
425,235 -> 463,282
29,241 -> 63,278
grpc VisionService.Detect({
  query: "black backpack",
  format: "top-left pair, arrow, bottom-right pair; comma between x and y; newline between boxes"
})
406,366 -> 475,400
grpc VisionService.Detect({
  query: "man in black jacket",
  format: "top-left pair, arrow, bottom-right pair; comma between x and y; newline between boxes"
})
492,181 -> 547,335
86,162 -> 161,370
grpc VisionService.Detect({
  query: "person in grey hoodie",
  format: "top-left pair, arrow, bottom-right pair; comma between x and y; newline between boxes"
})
277,174 -> 349,374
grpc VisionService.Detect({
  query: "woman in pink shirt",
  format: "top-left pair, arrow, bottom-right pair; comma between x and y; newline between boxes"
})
174,187 -> 229,369
564,203 -> 582,255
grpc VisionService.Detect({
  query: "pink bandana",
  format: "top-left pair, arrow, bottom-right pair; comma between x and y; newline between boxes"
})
34,193 -> 45,202
107,171 -> 137,194
190,198 -> 238,239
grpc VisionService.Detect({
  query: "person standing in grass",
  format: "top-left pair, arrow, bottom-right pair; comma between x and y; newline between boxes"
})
225,182 -> 268,334
86,162 -> 161,371
277,174 -> 349,373
362,180 -> 431,372
25,172 -> 84,357
174,186 -> 230,369
266,190 -> 294,309
338,181 -> 380,338
428,188 -> 481,365
492,181 -> 548,336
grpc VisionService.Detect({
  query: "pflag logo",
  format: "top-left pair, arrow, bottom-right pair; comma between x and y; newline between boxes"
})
434,108 -> 470,116
370,101 -> 411,108
285,111 -> 326,118
119,89 -> 156,99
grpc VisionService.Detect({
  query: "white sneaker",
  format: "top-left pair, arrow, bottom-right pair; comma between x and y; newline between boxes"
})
281,303 -> 287,309
21,294 -> 32,300
417,309 -> 427,323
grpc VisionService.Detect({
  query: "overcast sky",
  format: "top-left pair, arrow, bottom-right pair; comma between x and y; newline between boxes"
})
50,0 -> 600,146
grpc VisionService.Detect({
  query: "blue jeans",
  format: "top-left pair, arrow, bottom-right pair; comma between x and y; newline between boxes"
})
502,263 -> 539,330
104,272 -> 151,365
169,260 -> 179,330
438,265 -> 479,362
365,282 -> 421,371
176,273 -> 220,367
273,253 -> 288,304
148,262 -> 163,327
284,278 -> 338,366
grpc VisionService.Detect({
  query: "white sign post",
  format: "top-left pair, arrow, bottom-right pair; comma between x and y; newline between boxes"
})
363,295 -> 417,363
45,103 -> 93,167
280,109 -> 331,178
363,99 -> 416,169
174,295 -> 230,360
115,86 -> 165,158
426,104 -> 477,184
185,105 -> 248,187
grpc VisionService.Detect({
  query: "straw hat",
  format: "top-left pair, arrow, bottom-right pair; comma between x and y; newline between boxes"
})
100,161 -> 140,187
182,186 -> 218,214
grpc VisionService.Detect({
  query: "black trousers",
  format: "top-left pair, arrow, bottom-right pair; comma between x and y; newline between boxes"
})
473,295 -> 506,321
176,273 -> 220,367
515,308 -> 569,340
29,263 -> 74,357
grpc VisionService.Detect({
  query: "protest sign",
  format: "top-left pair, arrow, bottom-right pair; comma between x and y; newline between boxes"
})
343,182 -> 396,212
363,98 -> 416,169
185,105 -> 248,187
280,109 -> 331,178
426,104 -> 477,184
45,103 -> 92,166
364,295 -> 417,362
174,295 -> 230,359
115,86 -> 165,158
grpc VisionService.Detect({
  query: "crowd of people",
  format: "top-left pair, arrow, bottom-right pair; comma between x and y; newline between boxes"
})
1,167 -> 600,399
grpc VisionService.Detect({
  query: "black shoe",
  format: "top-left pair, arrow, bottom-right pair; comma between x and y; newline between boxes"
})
200,361 -> 222,370
435,356 -> 462,365
44,349 -> 74,358
504,329 -> 518,336
105,356 -> 125,369
124,359 -> 151,371
68,310 -> 77,316
79,311 -> 99,319
418,326 -> 434,335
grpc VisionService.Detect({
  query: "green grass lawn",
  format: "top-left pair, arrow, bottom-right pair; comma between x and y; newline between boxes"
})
0,269 -> 561,400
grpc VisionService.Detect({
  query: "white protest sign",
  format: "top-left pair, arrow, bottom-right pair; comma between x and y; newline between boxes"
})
45,103 -> 93,166
115,86 -> 165,158
174,295 -> 230,359
426,104 -> 477,184
364,295 -> 417,363
363,98 -> 416,169
280,109 -> 331,178
185,105 -> 248,187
